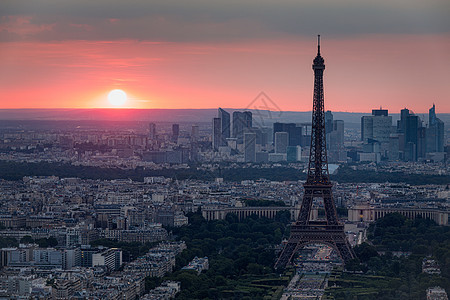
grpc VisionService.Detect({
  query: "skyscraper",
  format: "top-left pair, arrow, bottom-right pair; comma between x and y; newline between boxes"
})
404,114 -> 423,161
275,132 -> 289,153
191,125 -> 199,143
244,132 -> 256,162
426,104 -> 445,153
372,109 -> 388,116
286,146 -> 301,162
328,120 -> 346,162
388,135 -> 400,161
332,120 -> 344,145
325,110 -> 333,134
361,109 -> 392,143
232,111 -> 252,143
273,122 -> 302,146
324,110 -> 345,161
212,108 -> 230,150
429,104 -> 437,126
218,108 -> 230,145
398,108 -> 410,135
396,108 -> 410,159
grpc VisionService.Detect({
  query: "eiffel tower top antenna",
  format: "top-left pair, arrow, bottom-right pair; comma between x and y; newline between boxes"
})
317,34 -> 320,55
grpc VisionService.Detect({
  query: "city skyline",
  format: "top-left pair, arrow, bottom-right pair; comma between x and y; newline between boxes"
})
0,0 -> 449,112
0,28 -> 448,298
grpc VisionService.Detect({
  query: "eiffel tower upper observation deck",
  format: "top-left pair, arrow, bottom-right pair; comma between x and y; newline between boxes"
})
274,36 -> 355,269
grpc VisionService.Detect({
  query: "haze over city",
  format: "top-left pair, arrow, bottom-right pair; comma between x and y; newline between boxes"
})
1,0 -> 449,112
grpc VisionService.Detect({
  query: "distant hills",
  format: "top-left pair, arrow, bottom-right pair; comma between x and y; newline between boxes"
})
0,109 -> 448,127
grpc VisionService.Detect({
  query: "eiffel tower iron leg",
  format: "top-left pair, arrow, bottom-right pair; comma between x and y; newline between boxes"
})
274,242 -> 297,270
335,240 -> 356,263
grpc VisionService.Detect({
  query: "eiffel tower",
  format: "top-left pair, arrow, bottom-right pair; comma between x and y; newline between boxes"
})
274,36 -> 355,269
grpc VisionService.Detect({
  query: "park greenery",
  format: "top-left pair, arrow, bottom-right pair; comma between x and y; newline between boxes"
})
0,236 -> 58,248
0,236 -> 18,248
0,160 -> 449,185
146,211 -> 293,299
20,236 -> 58,248
325,213 -> 450,300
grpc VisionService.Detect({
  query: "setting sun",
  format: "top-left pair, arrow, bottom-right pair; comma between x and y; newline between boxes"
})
108,89 -> 127,106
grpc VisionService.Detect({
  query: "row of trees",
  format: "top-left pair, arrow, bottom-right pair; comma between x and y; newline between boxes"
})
0,160 -> 215,181
1,160 -> 448,185
0,236 -> 58,248
334,166 -> 449,185
20,236 -> 58,248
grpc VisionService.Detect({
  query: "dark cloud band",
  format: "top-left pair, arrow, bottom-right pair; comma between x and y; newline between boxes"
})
0,0 -> 449,42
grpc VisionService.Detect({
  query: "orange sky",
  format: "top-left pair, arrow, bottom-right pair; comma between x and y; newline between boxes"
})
1,1 -> 449,113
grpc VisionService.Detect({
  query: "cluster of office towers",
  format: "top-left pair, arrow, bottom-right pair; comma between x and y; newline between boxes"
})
214,104 -> 444,163
212,108 -> 252,149
147,105 -> 443,164
361,105 -> 444,162
212,108 -> 344,163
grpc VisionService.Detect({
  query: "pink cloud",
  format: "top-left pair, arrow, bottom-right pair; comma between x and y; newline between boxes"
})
69,23 -> 93,31
0,15 -> 55,37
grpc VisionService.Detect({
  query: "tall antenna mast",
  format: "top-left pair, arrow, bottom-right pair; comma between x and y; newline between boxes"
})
317,35 -> 321,55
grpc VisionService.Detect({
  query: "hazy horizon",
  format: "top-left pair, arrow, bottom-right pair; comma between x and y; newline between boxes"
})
1,1 -> 449,112
1,108 -> 449,126
0,107 -> 447,114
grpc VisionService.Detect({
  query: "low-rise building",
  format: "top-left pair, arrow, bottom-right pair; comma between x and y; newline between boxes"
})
142,281 -> 181,300
182,256 -> 209,274
92,248 -> 122,271
426,286 -> 448,300
348,204 -> 449,225
422,259 -> 441,275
